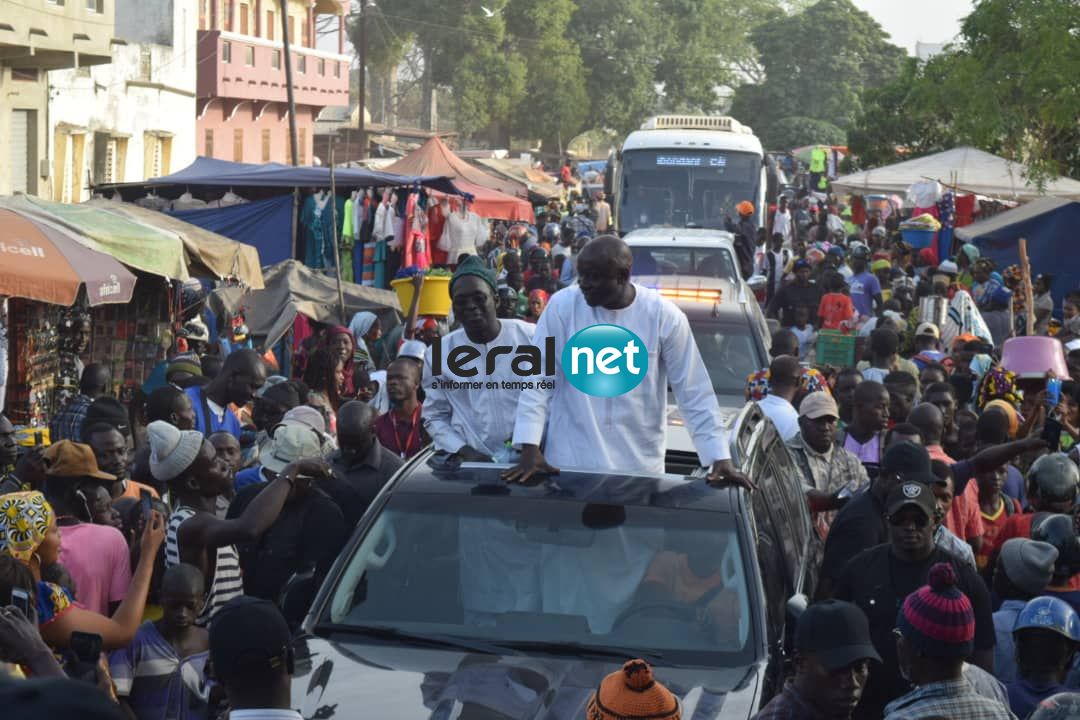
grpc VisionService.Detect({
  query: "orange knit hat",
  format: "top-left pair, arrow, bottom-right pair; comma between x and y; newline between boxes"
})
586,660 -> 681,720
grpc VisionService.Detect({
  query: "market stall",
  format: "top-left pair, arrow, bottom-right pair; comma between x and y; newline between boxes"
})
832,147 -> 1080,201
383,138 -> 536,222
958,198 -> 1080,310
0,202 -> 137,425
83,199 -> 265,289
209,259 -> 402,353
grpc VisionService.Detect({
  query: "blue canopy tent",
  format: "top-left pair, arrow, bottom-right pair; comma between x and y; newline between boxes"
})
956,197 -> 1080,311
96,156 -> 461,197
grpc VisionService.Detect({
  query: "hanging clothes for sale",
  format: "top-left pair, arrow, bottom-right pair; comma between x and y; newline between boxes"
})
428,199 -> 449,267
302,191 -> 335,269
809,147 -> 827,174
954,194 -> 976,227
341,193 -> 356,283
402,189 -> 430,269
366,191 -> 395,287
439,198 -> 487,267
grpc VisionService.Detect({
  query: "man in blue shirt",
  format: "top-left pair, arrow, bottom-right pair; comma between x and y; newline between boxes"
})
185,349 -> 266,439
846,244 -> 882,322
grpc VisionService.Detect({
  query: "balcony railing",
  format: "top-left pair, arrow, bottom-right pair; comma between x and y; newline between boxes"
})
196,30 -> 349,108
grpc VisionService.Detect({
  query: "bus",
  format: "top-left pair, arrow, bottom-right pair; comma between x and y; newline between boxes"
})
611,115 -> 766,234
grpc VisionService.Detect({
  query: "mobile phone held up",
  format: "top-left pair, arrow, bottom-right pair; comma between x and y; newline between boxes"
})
140,489 -> 152,523
69,631 -> 103,664
9,588 -> 30,616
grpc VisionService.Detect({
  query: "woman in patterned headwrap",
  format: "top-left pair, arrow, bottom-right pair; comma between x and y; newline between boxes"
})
0,491 -> 166,652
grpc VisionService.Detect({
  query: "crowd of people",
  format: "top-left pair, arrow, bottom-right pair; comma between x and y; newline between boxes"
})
742,193 -> 1080,719
2,183 -> 1080,720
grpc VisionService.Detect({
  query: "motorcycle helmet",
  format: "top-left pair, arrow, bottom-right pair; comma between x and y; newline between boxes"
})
542,222 -> 561,243
1029,453 -> 1080,502
1013,596 -> 1080,642
1028,693 -> 1080,720
1030,513 -> 1080,583
848,243 -> 871,261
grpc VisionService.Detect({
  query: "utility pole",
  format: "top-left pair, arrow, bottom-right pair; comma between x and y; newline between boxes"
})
356,0 -> 367,160
279,0 -> 300,166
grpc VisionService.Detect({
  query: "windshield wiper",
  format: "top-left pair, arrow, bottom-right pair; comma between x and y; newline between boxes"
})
492,640 -> 663,663
327,624 -> 505,656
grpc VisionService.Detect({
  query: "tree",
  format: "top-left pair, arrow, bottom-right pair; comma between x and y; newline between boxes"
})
729,0 -> 906,145
570,0 -> 666,136
506,0 -> 589,152
848,0 -> 1080,182
764,116 -> 846,150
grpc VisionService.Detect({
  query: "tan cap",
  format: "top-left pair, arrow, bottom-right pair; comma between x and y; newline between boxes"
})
42,440 -> 117,481
915,322 -> 941,339
799,391 -> 839,420
262,421 -> 323,473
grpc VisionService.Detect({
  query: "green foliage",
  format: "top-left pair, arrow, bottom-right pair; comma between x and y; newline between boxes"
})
848,0 -> 1080,181
763,116 -> 846,150
730,0 -> 905,145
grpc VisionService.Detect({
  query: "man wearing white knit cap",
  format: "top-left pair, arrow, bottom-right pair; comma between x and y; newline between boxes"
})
148,420 -> 320,626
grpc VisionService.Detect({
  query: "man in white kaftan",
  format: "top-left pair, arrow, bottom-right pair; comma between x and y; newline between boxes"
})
504,236 -> 748,484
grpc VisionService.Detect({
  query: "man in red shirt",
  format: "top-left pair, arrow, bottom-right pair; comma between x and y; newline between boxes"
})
374,358 -> 429,460
971,463 -> 1022,580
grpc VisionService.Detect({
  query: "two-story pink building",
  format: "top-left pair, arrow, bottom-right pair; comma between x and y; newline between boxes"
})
196,0 -> 349,165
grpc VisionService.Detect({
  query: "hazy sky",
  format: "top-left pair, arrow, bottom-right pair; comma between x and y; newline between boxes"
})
851,0 -> 975,53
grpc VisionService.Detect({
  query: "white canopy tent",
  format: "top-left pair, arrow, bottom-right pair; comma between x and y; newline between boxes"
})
832,147 -> 1080,202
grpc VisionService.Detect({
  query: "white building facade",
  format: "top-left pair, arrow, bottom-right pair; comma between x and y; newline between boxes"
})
48,0 -> 197,201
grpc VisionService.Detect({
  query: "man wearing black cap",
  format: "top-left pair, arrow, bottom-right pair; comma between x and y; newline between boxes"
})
209,596 -> 300,719
818,441 -> 930,599
767,257 -> 822,328
752,600 -> 880,719
832,480 -> 995,719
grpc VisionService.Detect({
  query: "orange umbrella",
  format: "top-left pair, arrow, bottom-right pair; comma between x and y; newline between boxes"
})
0,207 -> 136,306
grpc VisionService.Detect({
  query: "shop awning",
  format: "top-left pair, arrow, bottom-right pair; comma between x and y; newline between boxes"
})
383,137 -> 536,221
3,195 -> 189,280
209,259 -> 402,350
0,203 -> 136,306
96,156 -> 462,198
832,147 -> 1080,201
474,158 -> 561,201
83,199 -> 265,289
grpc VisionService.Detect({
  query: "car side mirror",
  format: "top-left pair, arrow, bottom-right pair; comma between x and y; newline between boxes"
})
747,275 -> 767,294
280,566 -> 318,628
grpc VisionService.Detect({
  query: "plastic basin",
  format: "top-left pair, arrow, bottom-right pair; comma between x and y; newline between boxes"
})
1000,336 -> 1068,379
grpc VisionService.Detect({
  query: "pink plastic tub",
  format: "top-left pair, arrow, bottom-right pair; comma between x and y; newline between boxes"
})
1000,336 -> 1068,379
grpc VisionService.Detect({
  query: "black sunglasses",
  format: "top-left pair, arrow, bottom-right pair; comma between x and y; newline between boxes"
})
888,512 -> 931,528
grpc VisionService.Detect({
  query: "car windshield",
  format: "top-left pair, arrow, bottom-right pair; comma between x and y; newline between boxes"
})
630,246 -> 738,280
689,321 -> 763,398
322,492 -> 755,666
619,149 -> 760,231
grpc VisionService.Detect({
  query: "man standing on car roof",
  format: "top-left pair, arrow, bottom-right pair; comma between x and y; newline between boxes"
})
503,235 -> 750,490
423,256 -> 536,463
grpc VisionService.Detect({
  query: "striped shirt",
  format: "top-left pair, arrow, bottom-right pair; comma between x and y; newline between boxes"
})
109,621 -> 210,720
165,507 -> 243,627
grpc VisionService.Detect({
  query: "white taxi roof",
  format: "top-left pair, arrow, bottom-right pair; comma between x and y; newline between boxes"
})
623,228 -> 737,249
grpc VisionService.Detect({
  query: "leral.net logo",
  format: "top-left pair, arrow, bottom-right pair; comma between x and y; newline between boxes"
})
562,324 -> 648,397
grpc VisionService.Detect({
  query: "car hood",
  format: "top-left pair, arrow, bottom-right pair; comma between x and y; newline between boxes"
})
666,404 -> 742,455
291,634 -> 762,720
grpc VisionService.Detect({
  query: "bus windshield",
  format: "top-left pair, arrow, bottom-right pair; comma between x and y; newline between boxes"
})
619,149 -> 760,232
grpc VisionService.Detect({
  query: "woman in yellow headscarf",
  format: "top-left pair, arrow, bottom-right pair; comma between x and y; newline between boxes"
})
0,491 -> 165,652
